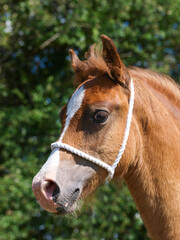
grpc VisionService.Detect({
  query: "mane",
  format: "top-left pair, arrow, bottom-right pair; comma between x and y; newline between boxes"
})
129,67 -> 180,109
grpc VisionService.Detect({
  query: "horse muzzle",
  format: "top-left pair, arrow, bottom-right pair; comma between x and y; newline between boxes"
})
32,176 -> 81,214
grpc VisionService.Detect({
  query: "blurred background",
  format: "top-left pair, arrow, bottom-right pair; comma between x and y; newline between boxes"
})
0,0 -> 180,239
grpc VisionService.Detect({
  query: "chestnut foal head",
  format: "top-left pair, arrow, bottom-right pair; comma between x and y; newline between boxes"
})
32,35 -> 135,214
32,34 -> 180,240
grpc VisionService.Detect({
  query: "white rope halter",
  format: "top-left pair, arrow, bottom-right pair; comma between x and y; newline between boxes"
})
51,79 -> 135,182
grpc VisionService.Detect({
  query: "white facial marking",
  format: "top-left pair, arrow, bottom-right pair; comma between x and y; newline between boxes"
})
36,148 -> 60,179
40,85 -> 86,176
67,85 -> 85,120
59,85 -> 85,142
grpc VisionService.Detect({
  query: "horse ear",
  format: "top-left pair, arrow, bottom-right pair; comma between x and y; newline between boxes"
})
101,35 -> 130,89
69,49 -> 84,73
69,49 -> 89,84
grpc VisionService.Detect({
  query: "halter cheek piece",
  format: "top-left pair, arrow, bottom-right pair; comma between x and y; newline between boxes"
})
51,79 -> 134,182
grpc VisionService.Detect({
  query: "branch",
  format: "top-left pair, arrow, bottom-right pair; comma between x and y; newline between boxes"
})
40,33 -> 60,49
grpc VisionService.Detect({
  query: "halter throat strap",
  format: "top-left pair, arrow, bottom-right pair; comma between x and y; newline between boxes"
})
51,79 -> 135,182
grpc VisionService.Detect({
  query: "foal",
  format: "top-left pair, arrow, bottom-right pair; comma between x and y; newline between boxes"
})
32,35 -> 180,240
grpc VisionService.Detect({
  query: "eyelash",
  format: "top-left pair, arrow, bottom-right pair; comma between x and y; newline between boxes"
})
91,110 -> 109,124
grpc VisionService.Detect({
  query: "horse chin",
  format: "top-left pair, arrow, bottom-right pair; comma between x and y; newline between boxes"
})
55,200 -> 80,216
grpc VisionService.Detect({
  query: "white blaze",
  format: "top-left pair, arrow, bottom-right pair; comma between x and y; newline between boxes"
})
35,148 -> 60,178
59,85 -> 85,142
39,85 -> 86,175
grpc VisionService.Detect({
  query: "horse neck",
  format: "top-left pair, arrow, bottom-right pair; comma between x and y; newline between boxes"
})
124,77 -> 180,240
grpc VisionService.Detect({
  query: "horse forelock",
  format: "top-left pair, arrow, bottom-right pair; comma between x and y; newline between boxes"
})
73,44 -> 112,84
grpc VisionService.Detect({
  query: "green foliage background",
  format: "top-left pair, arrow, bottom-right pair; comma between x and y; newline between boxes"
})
0,0 -> 179,239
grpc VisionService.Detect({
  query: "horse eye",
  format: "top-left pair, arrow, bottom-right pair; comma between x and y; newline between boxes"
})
92,110 -> 109,124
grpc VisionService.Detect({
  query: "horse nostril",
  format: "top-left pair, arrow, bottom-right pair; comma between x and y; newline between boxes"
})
71,188 -> 80,203
45,180 -> 60,202
52,185 -> 60,202
73,188 -> 80,195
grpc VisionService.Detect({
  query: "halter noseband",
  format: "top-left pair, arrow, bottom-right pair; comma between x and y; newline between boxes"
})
51,79 -> 134,182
